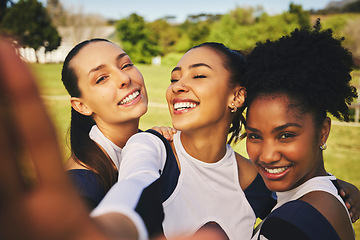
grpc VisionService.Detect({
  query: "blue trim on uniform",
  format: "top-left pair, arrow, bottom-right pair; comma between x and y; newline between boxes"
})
258,200 -> 340,240
67,169 -> 106,209
132,129 -> 180,238
135,176 -> 165,238
244,174 -> 276,219
146,129 -> 180,202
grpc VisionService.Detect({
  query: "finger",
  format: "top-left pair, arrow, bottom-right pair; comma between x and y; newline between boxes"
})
164,128 -> 174,141
0,107 -> 26,200
0,40 -> 66,185
352,212 -> 359,223
0,40 -> 30,239
152,126 -> 173,141
348,203 -> 359,223
345,197 -> 354,210
339,189 -> 347,198
163,133 -> 172,141
0,42 -> 28,200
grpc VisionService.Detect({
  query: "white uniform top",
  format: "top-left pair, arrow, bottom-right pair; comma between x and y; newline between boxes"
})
274,175 -> 350,214
92,131 -> 257,240
89,125 -> 122,169
252,175 -> 353,240
163,131 -> 256,239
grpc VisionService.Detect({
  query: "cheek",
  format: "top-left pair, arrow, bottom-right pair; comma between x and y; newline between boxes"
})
88,87 -> 117,106
280,140 -> 314,163
246,140 -> 259,163
165,86 -> 172,103
202,88 -> 229,112
98,87 -> 115,99
132,71 -> 145,86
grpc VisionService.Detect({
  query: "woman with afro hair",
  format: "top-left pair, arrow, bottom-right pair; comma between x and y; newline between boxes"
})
244,19 -> 357,240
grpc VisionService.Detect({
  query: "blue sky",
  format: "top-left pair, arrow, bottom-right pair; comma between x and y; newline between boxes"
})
40,0 -> 333,22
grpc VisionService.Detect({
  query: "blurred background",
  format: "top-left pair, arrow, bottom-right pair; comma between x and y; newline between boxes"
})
1,0 -> 360,236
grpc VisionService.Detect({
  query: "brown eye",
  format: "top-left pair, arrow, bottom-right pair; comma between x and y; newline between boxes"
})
247,133 -> 261,140
279,133 -> 296,141
121,63 -> 133,70
96,76 -> 108,84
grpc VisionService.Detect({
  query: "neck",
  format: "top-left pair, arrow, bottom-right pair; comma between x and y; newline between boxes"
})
309,151 -> 328,178
293,158 -> 327,190
312,159 -> 328,177
179,125 -> 230,163
96,119 -> 139,148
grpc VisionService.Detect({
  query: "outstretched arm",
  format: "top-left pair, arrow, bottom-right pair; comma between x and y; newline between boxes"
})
0,38 -> 109,240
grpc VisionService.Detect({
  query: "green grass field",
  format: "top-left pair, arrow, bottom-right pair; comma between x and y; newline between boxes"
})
31,63 -> 360,237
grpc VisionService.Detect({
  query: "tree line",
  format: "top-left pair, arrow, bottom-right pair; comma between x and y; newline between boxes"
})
1,0 -> 359,64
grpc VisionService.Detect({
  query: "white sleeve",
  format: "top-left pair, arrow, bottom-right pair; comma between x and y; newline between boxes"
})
91,132 -> 167,240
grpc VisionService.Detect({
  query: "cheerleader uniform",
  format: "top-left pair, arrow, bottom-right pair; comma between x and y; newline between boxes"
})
252,175 -> 354,240
92,130 -> 274,240
68,125 -> 122,209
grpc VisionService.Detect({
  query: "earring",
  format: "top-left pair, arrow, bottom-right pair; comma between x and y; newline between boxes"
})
230,103 -> 237,113
320,142 -> 327,150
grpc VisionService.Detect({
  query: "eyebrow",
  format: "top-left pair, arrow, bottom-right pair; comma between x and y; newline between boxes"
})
171,66 -> 181,73
271,123 -> 302,133
88,53 -> 128,75
246,123 -> 302,134
171,63 -> 212,73
116,52 -> 128,61
88,64 -> 105,75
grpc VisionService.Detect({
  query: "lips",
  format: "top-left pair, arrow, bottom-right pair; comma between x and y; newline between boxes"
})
119,90 -> 140,105
174,101 -> 198,111
260,165 -> 291,180
264,166 -> 289,174
172,99 -> 199,114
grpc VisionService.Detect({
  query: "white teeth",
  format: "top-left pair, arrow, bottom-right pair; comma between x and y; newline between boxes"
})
264,166 -> 289,174
119,91 -> 140,105
174,102 -> 197,111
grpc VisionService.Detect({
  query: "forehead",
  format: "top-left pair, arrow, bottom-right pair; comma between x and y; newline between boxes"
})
177,47 -> 224,68
248,95 -> 298,120
248,94 -> 315,126
70,41 -> 125,73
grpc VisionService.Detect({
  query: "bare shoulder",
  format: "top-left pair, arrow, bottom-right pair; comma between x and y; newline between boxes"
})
65,156 -> 88,170
234,152 -> 258,190
300,191 -> 355,240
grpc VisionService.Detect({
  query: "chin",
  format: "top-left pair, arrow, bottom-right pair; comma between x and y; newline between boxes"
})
136,105 -> 148,118
263,179 -> 292,192
171,120 -> 195,133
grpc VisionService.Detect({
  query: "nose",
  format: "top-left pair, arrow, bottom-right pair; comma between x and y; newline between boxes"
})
259,141 -> 281,165
171,79 -> 189,94
114,69 -> 131,88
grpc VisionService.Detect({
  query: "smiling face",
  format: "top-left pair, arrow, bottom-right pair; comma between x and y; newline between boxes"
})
166,47 -> 237,133
70,41 -> 147,126
246,94 -> 327,192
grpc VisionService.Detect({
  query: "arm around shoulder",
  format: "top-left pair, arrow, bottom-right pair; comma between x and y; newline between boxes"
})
91,132 -> 168,239
235,152 -> 258,190
119,131 -> 168,180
